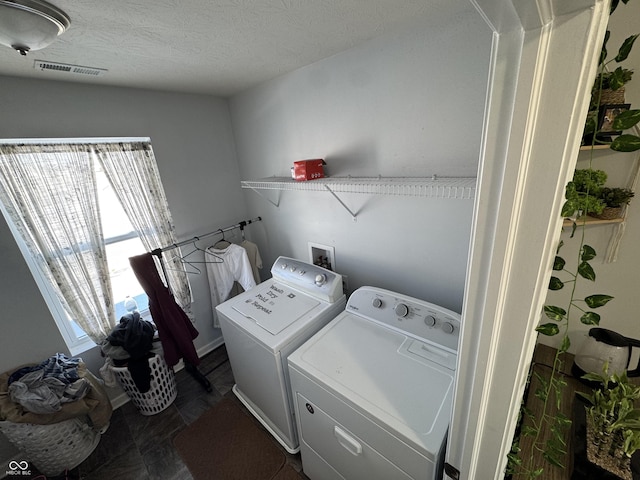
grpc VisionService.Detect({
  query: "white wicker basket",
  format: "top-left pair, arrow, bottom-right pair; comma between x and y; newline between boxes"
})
0,416 -> 100,476
111,353 -> 177,415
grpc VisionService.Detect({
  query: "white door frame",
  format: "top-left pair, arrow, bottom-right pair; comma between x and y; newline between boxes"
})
447,0 -> 610,478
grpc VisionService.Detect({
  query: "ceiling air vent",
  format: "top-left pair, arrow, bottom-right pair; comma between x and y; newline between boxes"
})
33,60 -> 107,77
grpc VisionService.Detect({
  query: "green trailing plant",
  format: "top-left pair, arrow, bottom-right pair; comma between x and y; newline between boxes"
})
507,199 -> 616,478
594,67 -> 634,92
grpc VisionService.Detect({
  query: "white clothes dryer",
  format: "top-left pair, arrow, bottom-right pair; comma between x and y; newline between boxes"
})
216,256 -> 345,453
288,286 -> 460,480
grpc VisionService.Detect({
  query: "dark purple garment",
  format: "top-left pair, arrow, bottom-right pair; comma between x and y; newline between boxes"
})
129,253 -> 200,367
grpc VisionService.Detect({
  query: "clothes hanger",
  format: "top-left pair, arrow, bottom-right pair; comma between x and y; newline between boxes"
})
168,251 -> 201,274
180,237 -> 224,266
213,229 -> 231,249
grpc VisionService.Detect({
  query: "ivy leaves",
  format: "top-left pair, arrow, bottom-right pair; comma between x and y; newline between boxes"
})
536,243 -> 614,348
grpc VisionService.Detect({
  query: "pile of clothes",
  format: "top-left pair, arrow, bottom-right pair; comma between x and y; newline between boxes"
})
7,353 -> 90,414
101,311 -> 156,393
0,355 -> 112,431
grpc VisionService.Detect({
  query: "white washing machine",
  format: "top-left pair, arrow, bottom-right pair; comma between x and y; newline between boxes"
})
215,256 -> 345,453
288,286 -> 460,480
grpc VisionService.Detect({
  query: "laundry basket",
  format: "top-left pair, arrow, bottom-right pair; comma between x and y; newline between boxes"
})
111,353 -> 177,415
0,416 -> 100,476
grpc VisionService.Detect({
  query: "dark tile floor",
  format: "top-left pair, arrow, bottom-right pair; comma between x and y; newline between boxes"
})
45,345 -> 306,480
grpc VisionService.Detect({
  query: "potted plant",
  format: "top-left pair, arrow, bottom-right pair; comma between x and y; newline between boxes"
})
590,186 -> 635,219
582,12 -> 640,148
590,67 -> 634,110
562,168 -> 608,218
577,366 -> 640,478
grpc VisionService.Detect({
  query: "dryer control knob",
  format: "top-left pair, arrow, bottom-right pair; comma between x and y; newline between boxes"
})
372,298 -> 383,308
394,303 -> 409,317
281,263 -> 287,269
315,274 -> 327,286
442,322 -> 455,334
424,315 -> 436,327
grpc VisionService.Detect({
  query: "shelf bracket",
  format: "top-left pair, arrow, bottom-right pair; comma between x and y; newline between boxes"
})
245,185 -> 280,208
324,184 -> 358,221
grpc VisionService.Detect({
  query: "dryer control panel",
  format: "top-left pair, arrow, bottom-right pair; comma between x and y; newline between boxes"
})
346,286 -> 461,352
271,256 -> 344,304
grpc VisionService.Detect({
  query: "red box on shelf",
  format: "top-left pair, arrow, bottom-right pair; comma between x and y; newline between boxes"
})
293,159 -> 325,181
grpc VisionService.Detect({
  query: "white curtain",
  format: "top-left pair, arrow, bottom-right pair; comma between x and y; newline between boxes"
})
95,142 -> 193,315
0,144 -> 115,344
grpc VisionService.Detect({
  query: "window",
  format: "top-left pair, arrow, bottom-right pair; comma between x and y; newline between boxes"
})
0,139 -> 190,355
95,161 -> 150,320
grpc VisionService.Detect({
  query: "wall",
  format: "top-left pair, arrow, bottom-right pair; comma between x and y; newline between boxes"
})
539,6 -> 640,354
0,76 -> 246,375
229,3 -> 492,312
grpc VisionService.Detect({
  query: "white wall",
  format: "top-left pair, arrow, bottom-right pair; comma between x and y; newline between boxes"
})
0,76 -> 246,374
229,4 -> 492,312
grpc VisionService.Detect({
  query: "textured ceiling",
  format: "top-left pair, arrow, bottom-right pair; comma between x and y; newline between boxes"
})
0,0 -> 445,97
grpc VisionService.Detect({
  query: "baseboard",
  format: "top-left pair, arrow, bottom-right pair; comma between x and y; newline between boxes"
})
108,337 -> 225,411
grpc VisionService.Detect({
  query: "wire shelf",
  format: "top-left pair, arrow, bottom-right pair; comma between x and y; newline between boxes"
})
241,176 -> 477,200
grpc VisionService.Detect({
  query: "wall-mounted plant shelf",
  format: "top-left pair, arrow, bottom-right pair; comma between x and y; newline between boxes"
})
241,176 -> 477,220
572,144 -> 640,262
579,144 -> 613,151
562,216 -> 624,227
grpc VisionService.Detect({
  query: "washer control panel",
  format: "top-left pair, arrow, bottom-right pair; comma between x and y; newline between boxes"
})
271,256 -> 343,303
349,286 -> 460,352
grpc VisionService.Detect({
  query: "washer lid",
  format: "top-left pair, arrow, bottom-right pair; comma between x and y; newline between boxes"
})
231,282 -> 320,335
289,312 -> 456,455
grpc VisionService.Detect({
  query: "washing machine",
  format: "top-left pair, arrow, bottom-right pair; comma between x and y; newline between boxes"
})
288,286 -> 460,480
215,256 -> 345,453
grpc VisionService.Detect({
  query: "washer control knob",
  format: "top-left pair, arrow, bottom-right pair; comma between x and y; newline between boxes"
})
372,298 -> 383,308
299,270 -> 306,275
424,315 -> 437,327
442,322 -> 455,334
281,263 -> 287,269
290,266 -> 296,272
394,303 -> 409,317
315,274 -> 327,286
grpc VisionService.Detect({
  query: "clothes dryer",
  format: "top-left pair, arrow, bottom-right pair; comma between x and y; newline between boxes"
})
288,286 -> 460,480
216,256 -> 345,453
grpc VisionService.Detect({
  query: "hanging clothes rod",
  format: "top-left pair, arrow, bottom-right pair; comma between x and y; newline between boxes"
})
151,216 -> 262,256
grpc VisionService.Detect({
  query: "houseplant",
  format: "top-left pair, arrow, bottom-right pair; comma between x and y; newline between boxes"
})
590,186 -> 635,219
563,168 -> 608,218
577,366 -> 640,478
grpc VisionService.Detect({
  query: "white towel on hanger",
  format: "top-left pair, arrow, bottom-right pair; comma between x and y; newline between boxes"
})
206,243 -> 256,327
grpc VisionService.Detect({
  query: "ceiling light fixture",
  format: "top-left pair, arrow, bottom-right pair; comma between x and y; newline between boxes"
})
0,0 -> 70,56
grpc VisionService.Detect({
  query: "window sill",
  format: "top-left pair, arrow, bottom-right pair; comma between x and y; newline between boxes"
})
68,335 -> 97,357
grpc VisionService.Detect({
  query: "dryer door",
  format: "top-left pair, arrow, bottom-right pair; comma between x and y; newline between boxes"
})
296,392 -> 414,480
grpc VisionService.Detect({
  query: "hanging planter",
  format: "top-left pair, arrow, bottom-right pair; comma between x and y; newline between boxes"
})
588,187 -> 634,220
589,205 -> 624,220
599,87 -> 626,105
